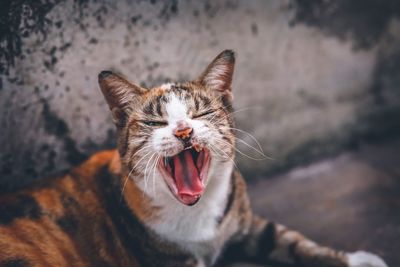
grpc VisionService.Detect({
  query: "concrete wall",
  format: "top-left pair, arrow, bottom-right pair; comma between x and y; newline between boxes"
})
1,0 -> 400,191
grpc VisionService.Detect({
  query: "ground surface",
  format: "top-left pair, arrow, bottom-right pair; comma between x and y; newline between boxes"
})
234,138 -> 400,266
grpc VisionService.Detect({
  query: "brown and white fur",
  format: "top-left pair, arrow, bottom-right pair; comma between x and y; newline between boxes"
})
0,50 -> 388,267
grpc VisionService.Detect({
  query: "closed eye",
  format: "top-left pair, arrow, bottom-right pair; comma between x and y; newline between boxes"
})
193,110 -> 215,119
143,121 -> 168,127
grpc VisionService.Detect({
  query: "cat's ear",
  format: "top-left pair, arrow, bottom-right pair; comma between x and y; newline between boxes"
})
197,50 -> 235,103
98,71 -> 145,126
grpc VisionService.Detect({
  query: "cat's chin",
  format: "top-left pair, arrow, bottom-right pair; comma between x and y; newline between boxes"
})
158,147 -> 211,206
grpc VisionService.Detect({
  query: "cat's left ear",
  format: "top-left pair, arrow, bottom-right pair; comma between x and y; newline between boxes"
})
197,50 -> 235,104
98,71 -> 146,126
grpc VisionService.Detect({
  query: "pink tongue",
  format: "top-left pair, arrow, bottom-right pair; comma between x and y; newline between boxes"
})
173,150 -> 204,199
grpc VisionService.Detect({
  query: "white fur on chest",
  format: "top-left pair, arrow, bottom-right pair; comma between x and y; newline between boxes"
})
146,161 -> 233,244
132,91 -> 235,262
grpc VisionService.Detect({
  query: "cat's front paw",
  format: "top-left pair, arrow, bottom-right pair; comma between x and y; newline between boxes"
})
347,251 -> 388,267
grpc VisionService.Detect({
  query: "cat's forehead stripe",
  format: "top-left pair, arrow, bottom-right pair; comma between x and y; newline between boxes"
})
155,95 -> 163,116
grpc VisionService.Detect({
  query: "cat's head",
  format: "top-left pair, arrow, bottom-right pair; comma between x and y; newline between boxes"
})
98,50 -> 236,206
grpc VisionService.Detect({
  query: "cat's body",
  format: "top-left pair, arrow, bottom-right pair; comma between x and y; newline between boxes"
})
0,149 -> 248,267
0,50 -> 388,267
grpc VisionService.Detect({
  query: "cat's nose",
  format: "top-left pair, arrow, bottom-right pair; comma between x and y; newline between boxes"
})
174,120 -> 193,142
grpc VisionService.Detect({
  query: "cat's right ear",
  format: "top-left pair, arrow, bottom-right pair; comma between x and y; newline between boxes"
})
98,71 -> 145,126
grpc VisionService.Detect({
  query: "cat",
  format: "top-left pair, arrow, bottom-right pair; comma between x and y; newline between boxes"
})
0,50 -> 388,267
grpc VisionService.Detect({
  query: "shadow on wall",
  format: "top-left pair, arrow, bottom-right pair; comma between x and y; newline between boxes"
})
269,0 -> 400,175
0,0 -> 400,192
289,0 -> 400,49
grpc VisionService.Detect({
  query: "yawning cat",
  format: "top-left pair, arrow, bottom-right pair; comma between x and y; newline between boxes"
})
0,50 -> 388,267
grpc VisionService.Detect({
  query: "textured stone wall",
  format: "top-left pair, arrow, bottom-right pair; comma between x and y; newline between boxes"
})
1,0 -> 400,191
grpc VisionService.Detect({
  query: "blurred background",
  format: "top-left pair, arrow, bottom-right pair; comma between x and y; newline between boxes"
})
1,0 -> 399,265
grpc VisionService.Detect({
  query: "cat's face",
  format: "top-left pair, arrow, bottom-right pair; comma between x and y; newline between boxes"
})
99,50 -> 235,206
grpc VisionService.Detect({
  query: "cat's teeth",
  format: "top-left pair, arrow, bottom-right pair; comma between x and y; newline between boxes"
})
194,144 -> 203,152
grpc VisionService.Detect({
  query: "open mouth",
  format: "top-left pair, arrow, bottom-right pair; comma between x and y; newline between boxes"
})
158,146 -> 211,206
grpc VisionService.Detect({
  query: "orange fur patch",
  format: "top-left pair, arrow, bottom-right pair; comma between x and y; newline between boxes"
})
123,177 -> 161,222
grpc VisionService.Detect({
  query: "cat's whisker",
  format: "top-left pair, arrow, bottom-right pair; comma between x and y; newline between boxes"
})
214,137 -> 267,161
144,153 -> 157,195
120,151 -> 151,201
209,144 -> 230,159
235,138 -> 270,159
207,143 -> 232,161
208,146 -> 226,160
120,149 -> 154,202
214,138 -> 259,161
224,127 -> 265,155
147,154 -> 156,196
119,165 -> 135,203
211,114 -> 271,159
147,153 -> 159,196
129,144 -> 153,161
151,154 -> 161,197
130,149 -> 154,174
209,145 -> 240,171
